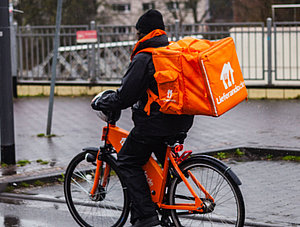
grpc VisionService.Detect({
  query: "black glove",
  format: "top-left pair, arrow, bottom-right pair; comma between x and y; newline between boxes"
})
91,90 -> 116,110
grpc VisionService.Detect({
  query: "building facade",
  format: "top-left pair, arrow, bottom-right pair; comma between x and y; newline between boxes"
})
97,0 -> 210,26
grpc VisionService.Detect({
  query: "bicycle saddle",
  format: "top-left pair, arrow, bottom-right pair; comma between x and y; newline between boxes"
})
165,132 -> 187,146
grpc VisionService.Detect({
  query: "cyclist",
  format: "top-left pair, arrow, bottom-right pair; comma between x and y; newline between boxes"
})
92,9 -> 194,227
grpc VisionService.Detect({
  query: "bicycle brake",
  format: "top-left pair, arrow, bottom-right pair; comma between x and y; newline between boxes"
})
172,144 -> 192,164
85,153 -> 96,162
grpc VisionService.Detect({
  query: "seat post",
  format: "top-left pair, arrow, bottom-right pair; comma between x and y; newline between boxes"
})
158,146 -> 172,203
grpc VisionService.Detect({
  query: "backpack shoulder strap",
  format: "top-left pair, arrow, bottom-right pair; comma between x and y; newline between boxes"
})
144,89 -> 160,116
134,47 -> 165,116
134,47 -> 155,56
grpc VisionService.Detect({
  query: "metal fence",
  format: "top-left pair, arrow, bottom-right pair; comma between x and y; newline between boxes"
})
13,18 -> 300,87
274,21 -> 300,84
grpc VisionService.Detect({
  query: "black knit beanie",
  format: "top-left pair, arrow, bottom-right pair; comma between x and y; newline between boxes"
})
136,9 -> 165,34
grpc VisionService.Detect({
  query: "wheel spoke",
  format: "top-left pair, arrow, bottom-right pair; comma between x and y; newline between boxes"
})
71,177 -> 90,194
64,152 -> 129,227
73,169 -> 94,185
169,159 -> 245,226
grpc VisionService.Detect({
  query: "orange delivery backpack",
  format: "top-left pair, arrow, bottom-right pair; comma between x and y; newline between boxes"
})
139,36 -> 248,117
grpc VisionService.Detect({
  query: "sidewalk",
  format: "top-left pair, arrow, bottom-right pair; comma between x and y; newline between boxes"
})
11,97 -> 300,161
0,96 -> 300,225
1,96 -> 300,180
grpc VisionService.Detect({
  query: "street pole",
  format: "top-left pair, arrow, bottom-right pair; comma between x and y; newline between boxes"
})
9,3 -> 18,98
267,18 -> 272,86
90,21 -> 96,83
0,0 -> 16,164
46,0 -> 63,135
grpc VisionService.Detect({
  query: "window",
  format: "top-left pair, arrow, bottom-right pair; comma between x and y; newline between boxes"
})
166,1 -> 179,10
112,3 -> 131,12
143,2 -> 155,11
113,26 -> 129,34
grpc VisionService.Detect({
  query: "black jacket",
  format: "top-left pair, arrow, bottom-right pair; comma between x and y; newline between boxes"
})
95,33 -> 194,136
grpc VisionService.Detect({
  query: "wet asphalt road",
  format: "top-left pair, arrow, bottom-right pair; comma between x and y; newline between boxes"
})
0,198 -> 74,227
1,159 -> 299,227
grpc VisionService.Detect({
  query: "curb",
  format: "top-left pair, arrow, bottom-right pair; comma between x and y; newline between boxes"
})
199,145 -> 300,157
0,169 -> 65,192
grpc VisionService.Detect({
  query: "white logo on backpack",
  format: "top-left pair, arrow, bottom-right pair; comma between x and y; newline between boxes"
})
120,138 -> 126,146
220,62 -> 234,90
167,89 -> 173,99
216,62 -> 245,105
164,89 -> 176,103
216,61 -> 245,105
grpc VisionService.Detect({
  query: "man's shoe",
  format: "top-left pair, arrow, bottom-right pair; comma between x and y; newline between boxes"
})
131,216 -> 160,227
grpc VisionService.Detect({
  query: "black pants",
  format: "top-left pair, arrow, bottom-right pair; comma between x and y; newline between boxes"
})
117,128 -> 167,224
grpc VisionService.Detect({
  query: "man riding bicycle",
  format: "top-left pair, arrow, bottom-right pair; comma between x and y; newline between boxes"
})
92,9 -> 194,227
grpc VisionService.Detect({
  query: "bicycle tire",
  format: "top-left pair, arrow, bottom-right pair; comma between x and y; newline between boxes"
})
168,157 -> 245,227
64,150 -> 129,227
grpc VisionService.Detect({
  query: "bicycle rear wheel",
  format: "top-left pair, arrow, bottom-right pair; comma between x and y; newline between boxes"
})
64,150 -> 129,227
168,158 -> 245,226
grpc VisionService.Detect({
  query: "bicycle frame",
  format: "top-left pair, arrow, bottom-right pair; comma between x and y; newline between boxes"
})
90,123 -> 215,213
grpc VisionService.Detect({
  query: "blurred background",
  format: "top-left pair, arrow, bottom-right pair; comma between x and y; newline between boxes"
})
7,0 -> 300,94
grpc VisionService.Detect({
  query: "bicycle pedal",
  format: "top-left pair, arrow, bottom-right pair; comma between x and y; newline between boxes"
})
85,153 -> 96,162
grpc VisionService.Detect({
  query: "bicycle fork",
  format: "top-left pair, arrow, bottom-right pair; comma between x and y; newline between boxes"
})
89,149 -> 111,198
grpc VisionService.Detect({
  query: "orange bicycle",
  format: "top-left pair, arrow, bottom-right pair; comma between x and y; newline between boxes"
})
64,111 -> 245,226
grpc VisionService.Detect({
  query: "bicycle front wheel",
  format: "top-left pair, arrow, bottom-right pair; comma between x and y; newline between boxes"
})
64,150 -> 129,227
168,158 -> 245,226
